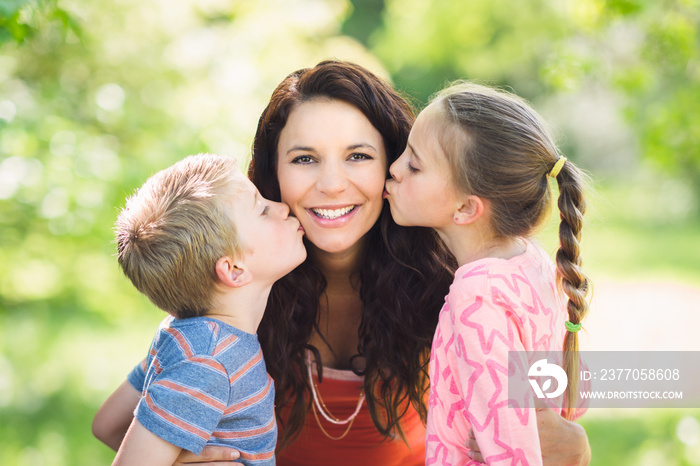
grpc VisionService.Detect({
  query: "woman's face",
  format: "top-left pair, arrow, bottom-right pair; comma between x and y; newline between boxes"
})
276,99 -> 387,256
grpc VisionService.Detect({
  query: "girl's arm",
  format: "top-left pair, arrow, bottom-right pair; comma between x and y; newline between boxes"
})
93,379 -> 141,451
112,419 -> 181,466
467,409 -> 591,465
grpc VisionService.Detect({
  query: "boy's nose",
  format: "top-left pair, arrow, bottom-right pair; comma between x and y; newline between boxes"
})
276,201 -> 290,218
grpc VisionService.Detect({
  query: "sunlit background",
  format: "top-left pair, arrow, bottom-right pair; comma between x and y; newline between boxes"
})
1,0 -> 699,464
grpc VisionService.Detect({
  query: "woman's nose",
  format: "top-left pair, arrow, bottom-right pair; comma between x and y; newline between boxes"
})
316,161 -> 349,194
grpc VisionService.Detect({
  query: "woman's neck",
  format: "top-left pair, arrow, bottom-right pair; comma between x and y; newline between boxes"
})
305,238 -> 366,369
307,238 -> 365,289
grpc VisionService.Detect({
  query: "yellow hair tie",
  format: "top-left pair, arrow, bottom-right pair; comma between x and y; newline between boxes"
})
549,156 -> 567,178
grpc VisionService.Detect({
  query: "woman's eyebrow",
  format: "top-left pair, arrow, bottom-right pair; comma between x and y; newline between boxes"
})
286,145 -> 314,154
347,143 -> 377,151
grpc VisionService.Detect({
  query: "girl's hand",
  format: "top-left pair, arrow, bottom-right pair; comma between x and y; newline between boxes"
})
173,446 -> 243,465
466,407 -> 591,465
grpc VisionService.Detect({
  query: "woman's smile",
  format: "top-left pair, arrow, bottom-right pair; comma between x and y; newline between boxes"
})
309,205 -> 357,220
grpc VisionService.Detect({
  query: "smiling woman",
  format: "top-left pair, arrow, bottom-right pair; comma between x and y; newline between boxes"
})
248,60 -> 455,465
276,98 -> 387,256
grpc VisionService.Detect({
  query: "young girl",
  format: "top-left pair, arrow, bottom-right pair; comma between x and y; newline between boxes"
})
384,82 -> 589,465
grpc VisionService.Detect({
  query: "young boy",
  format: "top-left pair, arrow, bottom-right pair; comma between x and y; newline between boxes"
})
95,153 -> 306,465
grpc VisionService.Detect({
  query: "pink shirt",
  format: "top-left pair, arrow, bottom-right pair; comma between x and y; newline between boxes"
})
426,240 -> 572,466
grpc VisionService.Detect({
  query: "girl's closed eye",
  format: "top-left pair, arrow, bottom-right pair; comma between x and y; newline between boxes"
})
406,160 -> 419,173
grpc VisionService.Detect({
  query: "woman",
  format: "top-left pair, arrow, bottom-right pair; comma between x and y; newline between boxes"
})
248,60 -> 455,464
95,60 -> 591,465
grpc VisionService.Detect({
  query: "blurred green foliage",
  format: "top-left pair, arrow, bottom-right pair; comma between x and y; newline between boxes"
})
370,0 -> 700,201
0,0 -> 78,44
1,0 -> 699,464
581,409 -> 700,466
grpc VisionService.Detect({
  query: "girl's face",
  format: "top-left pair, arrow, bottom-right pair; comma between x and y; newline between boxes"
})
276,99 -> 387,256
385,104 -> 464,231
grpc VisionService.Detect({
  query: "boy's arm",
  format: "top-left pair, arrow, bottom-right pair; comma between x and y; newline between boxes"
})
112,418 -> 182,466
93,380 -> 141,451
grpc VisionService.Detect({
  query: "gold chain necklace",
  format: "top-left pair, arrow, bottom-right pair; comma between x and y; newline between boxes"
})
306,351 -> 365,440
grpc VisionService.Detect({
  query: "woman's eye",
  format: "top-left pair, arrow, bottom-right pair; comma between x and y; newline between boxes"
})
349,152 -> 372,161
261,205 -> 270,216
291,155 -> 314,164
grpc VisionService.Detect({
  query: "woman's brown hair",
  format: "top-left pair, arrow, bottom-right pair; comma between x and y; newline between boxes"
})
433,82 -> 590,418
249,60 -> 455,447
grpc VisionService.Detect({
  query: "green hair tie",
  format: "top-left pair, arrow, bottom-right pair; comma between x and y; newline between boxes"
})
565,321 -> 582,333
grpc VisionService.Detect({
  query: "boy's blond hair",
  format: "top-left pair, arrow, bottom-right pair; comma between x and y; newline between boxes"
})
116,153 -> 244,319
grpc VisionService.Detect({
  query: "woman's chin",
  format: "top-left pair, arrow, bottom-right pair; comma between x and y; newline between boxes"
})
304,231 -> 370,258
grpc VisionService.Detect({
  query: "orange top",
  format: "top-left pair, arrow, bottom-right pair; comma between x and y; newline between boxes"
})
277,366 -> 425,466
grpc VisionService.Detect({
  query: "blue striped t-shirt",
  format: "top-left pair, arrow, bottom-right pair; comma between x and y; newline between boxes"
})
127,316 -> 276,464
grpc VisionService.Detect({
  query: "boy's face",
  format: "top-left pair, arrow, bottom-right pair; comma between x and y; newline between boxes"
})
228,172 -> 307,283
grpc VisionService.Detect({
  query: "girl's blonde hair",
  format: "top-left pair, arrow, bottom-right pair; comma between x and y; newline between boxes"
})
433,82 -> 589,418
115,153 -> 244,319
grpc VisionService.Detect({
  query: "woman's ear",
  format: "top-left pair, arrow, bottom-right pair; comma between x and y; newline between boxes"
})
453,195 -> 485,225
215,256 -> 253,288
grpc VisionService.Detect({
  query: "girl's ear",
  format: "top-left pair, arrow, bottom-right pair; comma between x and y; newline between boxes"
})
215,256 -> 253,288
454,195 -> 485,225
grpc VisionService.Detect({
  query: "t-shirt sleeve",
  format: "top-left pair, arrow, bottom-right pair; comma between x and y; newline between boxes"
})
443,270 -> 543,465
127,358 -> 147,393
134,355 -> 230,455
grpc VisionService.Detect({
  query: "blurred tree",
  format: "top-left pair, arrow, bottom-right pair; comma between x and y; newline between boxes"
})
368,0 -> 570,102
341,0 -> 385,47
363,0 -> 700,210
589,0 -> 700,207
0,0 -> 78,44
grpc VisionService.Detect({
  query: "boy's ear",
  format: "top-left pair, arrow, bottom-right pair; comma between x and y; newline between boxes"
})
216,256 -> 252,288
453,195 -> 485,225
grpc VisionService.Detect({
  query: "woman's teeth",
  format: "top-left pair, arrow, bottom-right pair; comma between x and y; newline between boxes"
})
312,206 -> 356,219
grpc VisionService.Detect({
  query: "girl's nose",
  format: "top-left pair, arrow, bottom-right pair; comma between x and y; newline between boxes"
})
388,156 -> 403,182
